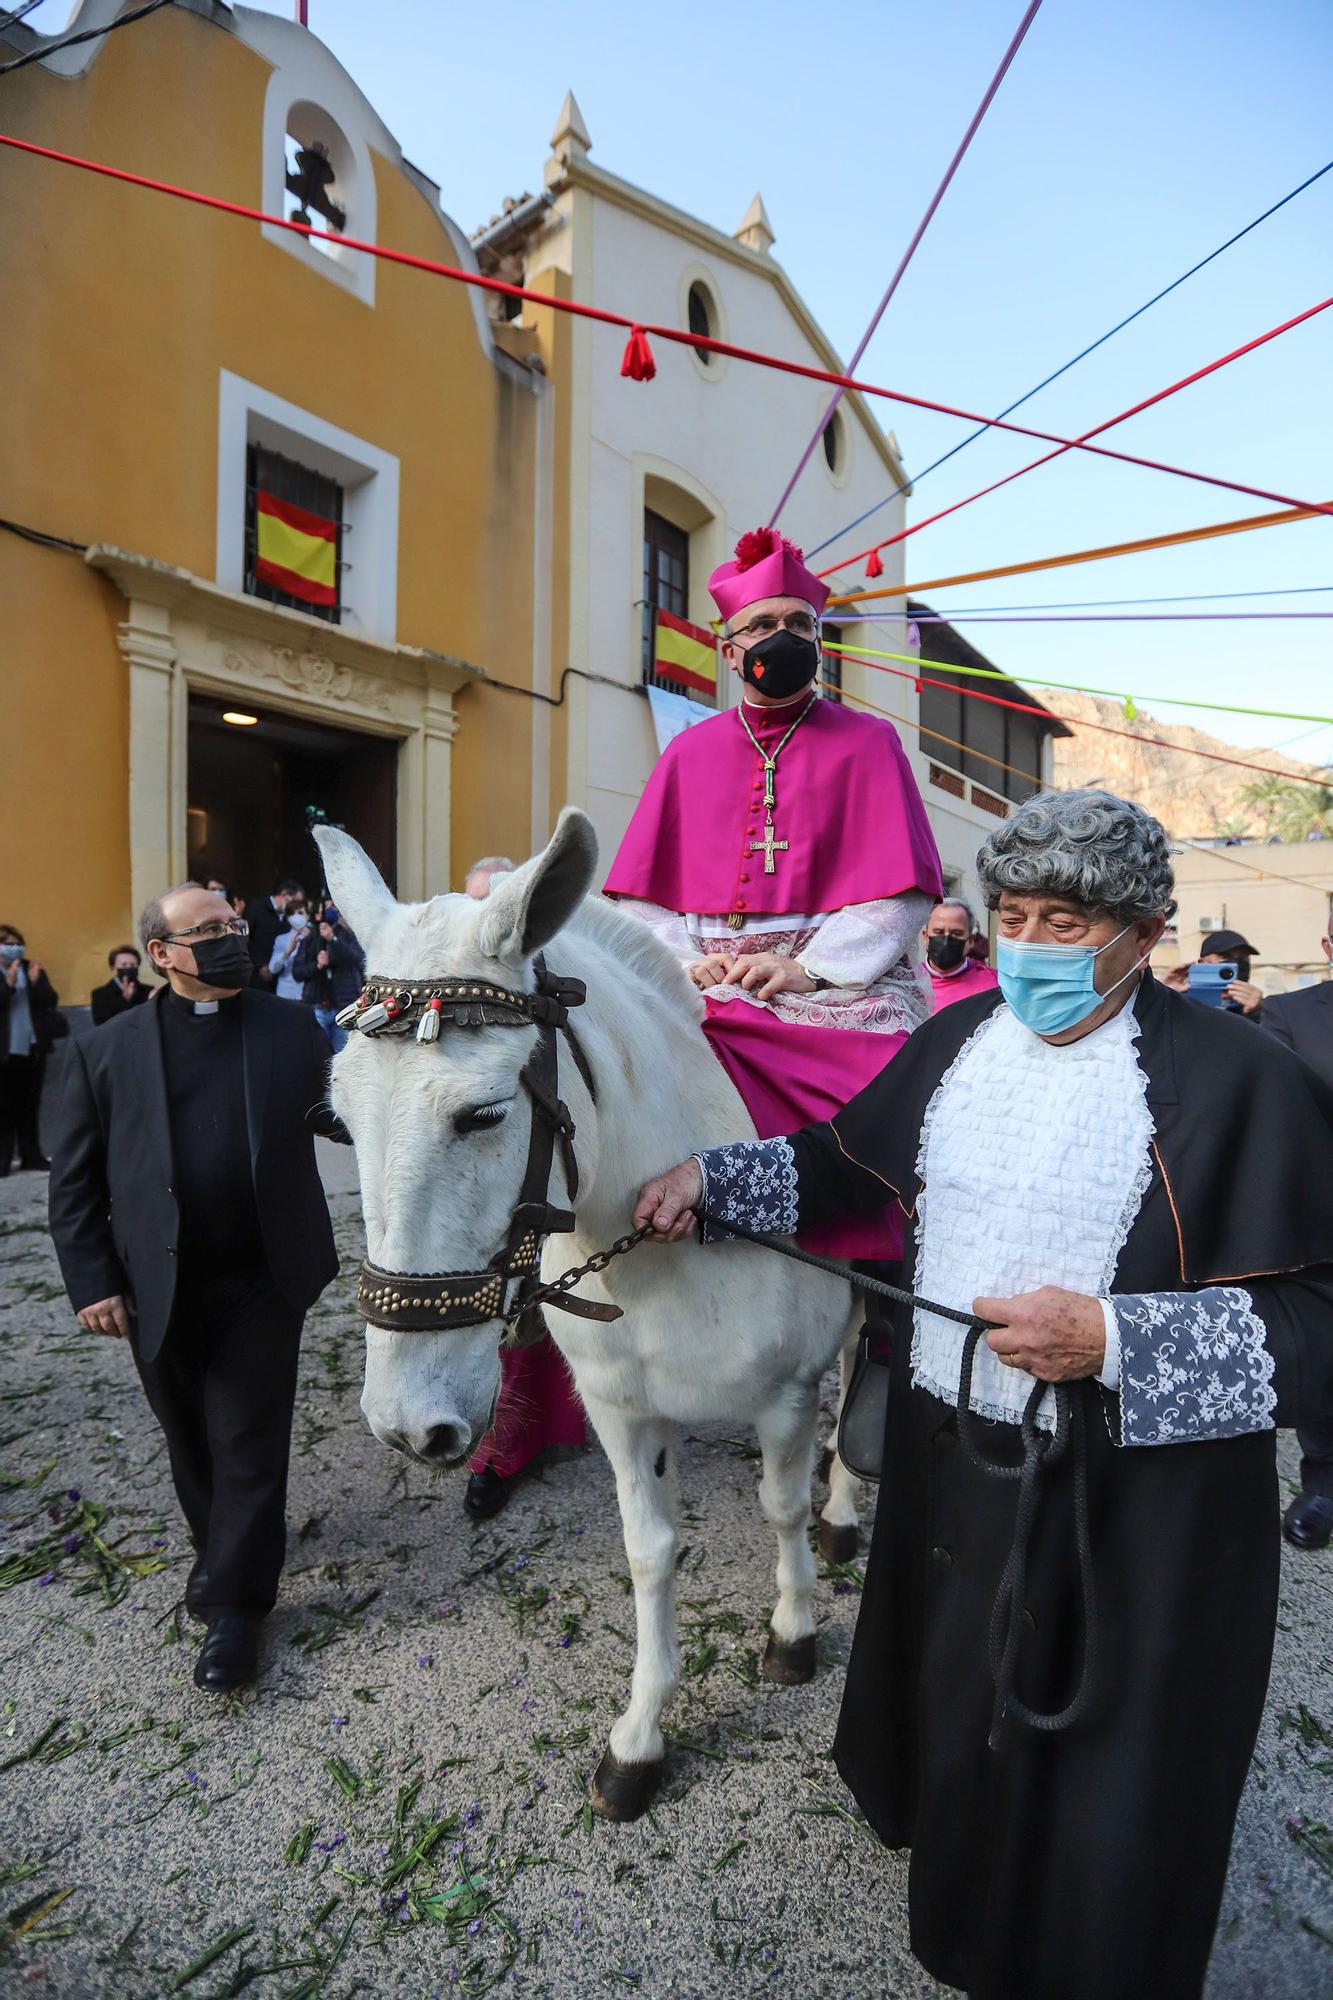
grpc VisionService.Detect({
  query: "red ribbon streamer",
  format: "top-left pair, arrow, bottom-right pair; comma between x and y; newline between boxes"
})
1,130 -> 1330,526
620,326 -> 657,382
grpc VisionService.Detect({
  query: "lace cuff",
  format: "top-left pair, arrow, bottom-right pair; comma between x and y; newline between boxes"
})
693,1138 -> 799,1245
798,891 -> 933,989
1109,1286 -> 1277,1447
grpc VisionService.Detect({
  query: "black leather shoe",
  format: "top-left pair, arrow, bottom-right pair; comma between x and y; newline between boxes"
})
193,1614 -> 262,1691
19,1154 -> 49,1172
464,1467 -> 515,1521
1282,1492 -> 1333,1551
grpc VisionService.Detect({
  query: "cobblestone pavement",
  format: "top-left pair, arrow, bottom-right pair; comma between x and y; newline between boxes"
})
1,1143 -> 1330,1998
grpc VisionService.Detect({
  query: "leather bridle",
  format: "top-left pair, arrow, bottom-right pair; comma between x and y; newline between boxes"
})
342,956 -> 613,1348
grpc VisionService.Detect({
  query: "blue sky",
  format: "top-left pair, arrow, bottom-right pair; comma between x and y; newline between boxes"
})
32,0 -> 1331,759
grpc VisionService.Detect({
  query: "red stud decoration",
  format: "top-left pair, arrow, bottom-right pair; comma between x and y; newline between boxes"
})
620,325 -> 657,382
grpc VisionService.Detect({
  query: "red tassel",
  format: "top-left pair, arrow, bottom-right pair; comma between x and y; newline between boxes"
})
865,548 -> 884,579
620,325 -> 657,382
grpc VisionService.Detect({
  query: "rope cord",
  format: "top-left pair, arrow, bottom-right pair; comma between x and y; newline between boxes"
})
2,130 -> 1330,527
827,501 -> 1326,606
816,292 -> 1333,578
769,0 -> 1044,525
823,639 -> 1333,728
804,157 -> 1333,561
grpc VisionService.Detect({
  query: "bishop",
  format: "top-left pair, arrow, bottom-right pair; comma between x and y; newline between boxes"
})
605,527 -> 942,1263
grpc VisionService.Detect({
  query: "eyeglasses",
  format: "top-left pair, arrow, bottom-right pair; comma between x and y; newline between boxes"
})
728,612 -> 820,643
161,919 -> 250,943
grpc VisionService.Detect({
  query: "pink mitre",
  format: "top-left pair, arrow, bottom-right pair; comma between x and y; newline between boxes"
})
707,527 -> 831,624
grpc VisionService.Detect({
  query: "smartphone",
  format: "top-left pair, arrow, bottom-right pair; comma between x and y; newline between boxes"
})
1185,962 -> 1238,1007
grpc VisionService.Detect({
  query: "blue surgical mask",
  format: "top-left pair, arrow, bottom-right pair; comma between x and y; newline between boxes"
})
997,925 -> 1146,1037
0,944 -> 21,964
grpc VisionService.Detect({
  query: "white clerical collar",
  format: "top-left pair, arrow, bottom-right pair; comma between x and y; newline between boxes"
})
193,1000 -> 220,1015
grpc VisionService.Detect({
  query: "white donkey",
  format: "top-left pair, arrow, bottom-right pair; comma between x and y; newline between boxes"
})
316,809 -> 863,1820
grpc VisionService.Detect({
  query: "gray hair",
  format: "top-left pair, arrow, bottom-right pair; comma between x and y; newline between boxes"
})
976,789 -> 1175,923
137,881 -> 203,956
938,895 -> 979,934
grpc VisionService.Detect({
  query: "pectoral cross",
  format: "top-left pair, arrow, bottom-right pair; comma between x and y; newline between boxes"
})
749,822 -> 789,874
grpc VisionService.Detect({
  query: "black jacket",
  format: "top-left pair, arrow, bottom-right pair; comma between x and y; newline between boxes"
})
1261,979 -> 1333,1092
245,899 -> 286,987
0,960 -> 61,1059
49,988 -> 346,1360
90,976 -> 154,1026
291,925 -> 365,1010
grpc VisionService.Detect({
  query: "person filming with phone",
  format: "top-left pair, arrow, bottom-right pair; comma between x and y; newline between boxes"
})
1160,927 -> 1264,1020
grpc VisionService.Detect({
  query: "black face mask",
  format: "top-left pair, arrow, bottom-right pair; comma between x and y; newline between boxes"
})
186,934 -> 252,988
926,933 -> 968,972
740,628 -> 820,700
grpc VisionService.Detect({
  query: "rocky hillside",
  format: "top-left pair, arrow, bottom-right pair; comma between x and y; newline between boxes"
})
1040,690 -> 1319,839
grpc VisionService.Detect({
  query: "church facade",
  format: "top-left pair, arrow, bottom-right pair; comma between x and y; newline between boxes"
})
1,0 -> 551,1001
4,2 -> 1064,1005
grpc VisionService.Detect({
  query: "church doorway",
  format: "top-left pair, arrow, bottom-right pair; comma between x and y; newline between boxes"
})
186,693 -> 398,903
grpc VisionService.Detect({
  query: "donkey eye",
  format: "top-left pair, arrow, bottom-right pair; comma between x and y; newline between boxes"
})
454,1102 -> 510,1136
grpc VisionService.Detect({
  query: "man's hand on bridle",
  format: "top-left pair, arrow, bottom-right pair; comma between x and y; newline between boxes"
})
632,1160 -> 704,1243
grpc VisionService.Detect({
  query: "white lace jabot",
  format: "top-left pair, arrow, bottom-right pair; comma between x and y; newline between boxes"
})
912,1000 -> 1156,1429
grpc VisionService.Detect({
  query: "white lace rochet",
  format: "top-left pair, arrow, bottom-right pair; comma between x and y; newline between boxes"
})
912,1002 -> 1155,1430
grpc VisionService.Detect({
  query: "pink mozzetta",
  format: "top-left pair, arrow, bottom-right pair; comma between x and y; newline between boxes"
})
604,695 -> 942,915
708,527 -> 831,623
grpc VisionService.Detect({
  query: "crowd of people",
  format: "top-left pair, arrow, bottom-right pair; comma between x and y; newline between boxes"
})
14,526 -> 1333,1999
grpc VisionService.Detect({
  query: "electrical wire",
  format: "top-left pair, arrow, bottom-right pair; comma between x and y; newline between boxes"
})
0,2 -> 55,33
0,0 -> 170,74
804,156 -> 1333,562
769,0 -> 1044,526
3,130 -> 1331,530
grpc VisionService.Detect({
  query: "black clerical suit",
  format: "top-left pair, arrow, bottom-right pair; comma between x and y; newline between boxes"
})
693,974 -> 1333,2000
48,988 -> 345,1616
1264,978 -> 1333,1499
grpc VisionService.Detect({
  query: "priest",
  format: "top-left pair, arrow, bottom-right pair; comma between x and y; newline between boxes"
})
606,527 -> 942,1261
632,787 -> 1333,2000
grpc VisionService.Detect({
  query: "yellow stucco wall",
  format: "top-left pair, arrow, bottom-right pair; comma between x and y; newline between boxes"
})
0,5 -> 541,1000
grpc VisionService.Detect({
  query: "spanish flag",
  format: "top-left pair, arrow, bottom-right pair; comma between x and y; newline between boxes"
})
653,608 -> 717,696
254,490 -> 338,607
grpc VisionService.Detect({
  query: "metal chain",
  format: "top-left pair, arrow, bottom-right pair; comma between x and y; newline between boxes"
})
504,1224 -> 654,1324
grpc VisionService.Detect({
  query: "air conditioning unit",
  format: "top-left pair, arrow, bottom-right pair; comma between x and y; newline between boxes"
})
1196,915 -> 1219,933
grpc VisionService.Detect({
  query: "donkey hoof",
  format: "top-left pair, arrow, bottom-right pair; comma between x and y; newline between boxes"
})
589,1747 -> 663,1822
815,1445 -> 834,1484
819,1518 -> 859,1565
761,1630 -> 816,1685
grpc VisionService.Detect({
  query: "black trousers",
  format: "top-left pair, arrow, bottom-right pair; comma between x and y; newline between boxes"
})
133,1265 -> 303,1616
0,1052 -> 45,1169
1297,1421 -> 1333,1498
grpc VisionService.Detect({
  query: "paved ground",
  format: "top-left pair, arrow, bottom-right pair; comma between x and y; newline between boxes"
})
1,1140 -> 1330,1998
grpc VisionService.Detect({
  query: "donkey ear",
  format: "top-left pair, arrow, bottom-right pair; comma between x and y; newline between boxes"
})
313,825 -> 396,951
477,808 -> 598,965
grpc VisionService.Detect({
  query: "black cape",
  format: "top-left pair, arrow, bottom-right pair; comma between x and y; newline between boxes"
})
786,975 -> 1333,1999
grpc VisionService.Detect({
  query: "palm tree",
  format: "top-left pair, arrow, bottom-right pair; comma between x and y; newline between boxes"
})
1240,773 -> 1333,842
